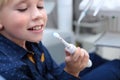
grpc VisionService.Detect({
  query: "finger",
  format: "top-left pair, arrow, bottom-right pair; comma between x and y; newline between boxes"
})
73,47 -> 84,61
65,51 -> 72,63
65,50 -> 71,56
82,49 -> 89,59
80,49 -> 89,68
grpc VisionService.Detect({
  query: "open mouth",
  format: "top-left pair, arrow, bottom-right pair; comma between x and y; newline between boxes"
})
28,26 -> 43,31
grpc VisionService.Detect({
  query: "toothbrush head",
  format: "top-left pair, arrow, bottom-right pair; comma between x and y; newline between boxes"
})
53,32 -> 61,39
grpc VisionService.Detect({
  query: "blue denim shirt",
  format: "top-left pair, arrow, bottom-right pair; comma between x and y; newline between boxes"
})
0,35 -> 80,80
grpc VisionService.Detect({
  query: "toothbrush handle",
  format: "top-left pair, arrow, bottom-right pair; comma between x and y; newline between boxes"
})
65,44 -> 76,54
65,44 -> 92,67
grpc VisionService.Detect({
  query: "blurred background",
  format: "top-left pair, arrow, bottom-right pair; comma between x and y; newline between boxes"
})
42,0 -> 120,64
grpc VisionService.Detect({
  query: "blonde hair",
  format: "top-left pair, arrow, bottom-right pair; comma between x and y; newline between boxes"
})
0,0 -> 10,10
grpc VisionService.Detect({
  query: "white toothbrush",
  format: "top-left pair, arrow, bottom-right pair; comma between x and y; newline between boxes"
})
53,32 -> 92,67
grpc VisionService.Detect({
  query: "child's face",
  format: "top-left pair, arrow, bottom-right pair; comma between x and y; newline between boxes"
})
0,0 -> 47,45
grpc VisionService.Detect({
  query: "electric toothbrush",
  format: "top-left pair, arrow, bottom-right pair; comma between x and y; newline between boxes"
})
53,32 -> 92,67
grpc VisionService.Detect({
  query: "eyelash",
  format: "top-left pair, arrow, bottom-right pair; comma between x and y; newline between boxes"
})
17,8 -> 27,12
17,6 -> 44,12
37,6 -> 44,9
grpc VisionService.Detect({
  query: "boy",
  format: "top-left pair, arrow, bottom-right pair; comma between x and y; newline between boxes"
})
0,0 -> 89,80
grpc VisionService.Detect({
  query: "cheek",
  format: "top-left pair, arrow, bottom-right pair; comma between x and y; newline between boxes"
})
3,14 -> 29,36
11,15 -> 29,27
2,13 -> 29,30
1,10 -> 29,27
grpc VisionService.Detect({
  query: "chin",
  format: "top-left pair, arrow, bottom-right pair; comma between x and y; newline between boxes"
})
29,38 -> 42,43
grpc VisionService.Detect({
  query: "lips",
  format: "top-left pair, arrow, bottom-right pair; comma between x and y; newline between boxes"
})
28,25 -> 43,31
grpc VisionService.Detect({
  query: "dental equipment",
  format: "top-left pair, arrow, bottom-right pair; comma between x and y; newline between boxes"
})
53,32 -> 92,67
77,0 -> 93,25
75,0 -> 93,37
93,0 -> 105,16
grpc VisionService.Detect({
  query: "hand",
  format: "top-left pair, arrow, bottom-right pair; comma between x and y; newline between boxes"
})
64,47 -> 89,77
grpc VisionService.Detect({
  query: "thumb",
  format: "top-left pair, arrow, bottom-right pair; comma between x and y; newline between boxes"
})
65,50 -> 71,56
65,51 -> 72,62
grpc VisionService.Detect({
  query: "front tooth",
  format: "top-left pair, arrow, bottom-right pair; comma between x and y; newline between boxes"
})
33,26 -> 41,30
36,26 -> 39,30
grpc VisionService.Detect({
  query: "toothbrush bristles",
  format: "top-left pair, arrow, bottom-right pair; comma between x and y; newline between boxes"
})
53,32 -> 60,38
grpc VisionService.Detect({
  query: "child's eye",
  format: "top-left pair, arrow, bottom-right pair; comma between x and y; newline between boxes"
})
17,8 -> 27,12
37,6 -> 44,9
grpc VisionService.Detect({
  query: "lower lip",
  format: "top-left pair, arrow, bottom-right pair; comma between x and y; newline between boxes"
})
30,28 -> 44,33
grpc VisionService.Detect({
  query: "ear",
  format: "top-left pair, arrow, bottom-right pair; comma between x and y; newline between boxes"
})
0,17 -> 4,30
0,24 -> 3,30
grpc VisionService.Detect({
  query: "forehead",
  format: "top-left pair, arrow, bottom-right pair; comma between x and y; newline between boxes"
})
12,0 -> 44,3
0,0 -> 44,9
3,0 -> 44,5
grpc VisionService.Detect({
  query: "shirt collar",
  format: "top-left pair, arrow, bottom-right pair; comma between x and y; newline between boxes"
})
0,34 -> 32,60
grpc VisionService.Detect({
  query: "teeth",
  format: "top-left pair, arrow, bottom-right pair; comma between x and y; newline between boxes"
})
33,26 -> 42,30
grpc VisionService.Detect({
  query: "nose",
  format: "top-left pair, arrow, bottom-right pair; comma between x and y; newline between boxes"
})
31,8 -> 43,21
